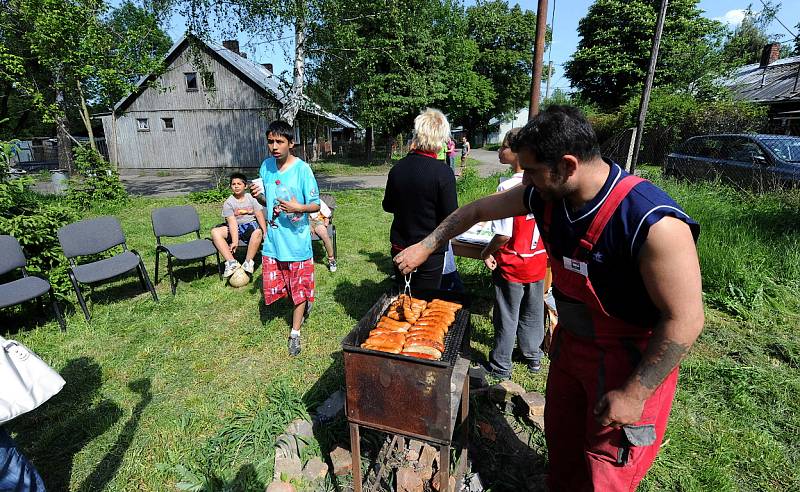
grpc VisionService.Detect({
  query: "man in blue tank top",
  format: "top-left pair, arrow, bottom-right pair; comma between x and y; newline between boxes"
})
394,106 -> 704,491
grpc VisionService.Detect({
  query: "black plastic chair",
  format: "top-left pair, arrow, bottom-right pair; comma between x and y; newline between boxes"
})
57,216 -> 158,321
152,205 -> 221,294
0,235 -> 66,331
311,194 -> 337,259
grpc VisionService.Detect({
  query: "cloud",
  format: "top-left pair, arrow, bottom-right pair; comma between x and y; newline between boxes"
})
714,9 -> 747,27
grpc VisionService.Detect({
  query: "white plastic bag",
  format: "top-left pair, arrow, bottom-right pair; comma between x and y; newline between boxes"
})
0,335 -> 65,424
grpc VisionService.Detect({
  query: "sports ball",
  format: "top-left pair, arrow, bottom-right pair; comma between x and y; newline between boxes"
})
228,267 -> 250,288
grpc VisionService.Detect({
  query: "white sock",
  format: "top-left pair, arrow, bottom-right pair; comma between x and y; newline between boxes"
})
290,329 -> 301,337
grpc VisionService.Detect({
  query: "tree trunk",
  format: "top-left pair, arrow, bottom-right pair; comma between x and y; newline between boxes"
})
280,12 -> 306,126
55,81 -> 73,173
76,80 -> 97,151
365,126 -> 374,162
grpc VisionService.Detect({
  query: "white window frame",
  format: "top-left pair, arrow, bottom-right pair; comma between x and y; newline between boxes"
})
161,117 -> 175,131
136,118 -> 150,132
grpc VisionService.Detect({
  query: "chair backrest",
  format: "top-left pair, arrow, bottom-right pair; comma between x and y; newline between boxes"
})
0,235 -> 26,275
58,216 -> 126,258
151,205 -> 201,238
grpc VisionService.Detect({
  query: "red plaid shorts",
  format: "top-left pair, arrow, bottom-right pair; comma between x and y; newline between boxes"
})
262,257 -> 315,306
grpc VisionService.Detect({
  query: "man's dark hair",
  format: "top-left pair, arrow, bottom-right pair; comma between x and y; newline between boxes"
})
230,172 -> 247,184
266,120 -> 294,142
510,105 -> 601,169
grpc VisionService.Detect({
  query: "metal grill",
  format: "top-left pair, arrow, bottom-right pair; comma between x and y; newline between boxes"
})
342,289 -> 470,367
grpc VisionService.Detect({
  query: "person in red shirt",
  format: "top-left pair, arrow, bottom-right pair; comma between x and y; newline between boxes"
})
481,128 -> 548,379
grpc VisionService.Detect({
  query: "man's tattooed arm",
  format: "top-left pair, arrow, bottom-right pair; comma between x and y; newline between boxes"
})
632,335 -> 691,393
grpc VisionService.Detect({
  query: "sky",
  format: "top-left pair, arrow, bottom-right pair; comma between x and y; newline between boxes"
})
153,0 -> 800,92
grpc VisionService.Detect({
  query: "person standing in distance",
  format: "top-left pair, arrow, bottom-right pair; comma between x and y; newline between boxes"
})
393,106 -> 704,490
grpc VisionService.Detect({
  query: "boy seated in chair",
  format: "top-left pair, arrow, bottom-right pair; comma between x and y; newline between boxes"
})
211,172 -> 268,277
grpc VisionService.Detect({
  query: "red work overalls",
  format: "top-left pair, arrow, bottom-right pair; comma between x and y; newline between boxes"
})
541,175 -> 679,491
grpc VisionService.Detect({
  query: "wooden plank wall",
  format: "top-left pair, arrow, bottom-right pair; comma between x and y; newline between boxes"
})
114,45 -> 280,170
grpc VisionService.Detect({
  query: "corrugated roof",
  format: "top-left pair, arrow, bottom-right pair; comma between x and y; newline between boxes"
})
720,55 -> 800,104
114,34 -> 357,129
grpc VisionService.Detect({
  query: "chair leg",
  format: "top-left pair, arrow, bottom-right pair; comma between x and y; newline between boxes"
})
137,259 -> 159,302
136,263 -> 147,290
69,271 -> 91,321
332,226 -> 337,259
49,289 -> 66,331
154,248 -> 161,285
167,255 -> 176,295
216,252 -> 222,279
202,257 -> 207,275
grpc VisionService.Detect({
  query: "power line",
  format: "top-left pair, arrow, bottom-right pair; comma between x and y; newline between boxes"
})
758,0 -> 798,40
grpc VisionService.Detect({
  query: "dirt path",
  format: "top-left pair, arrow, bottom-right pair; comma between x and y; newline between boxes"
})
118,149 -> 505,197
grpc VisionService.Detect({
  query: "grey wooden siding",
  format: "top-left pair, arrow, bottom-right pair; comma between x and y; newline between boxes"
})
113,45 -> 280,170
126,47 -> 279,112
114,109 -> 274,169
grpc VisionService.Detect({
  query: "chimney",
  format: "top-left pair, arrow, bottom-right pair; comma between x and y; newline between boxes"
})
760,42 -> 781,67
222,39 -> 240,55
262,63 -> 274,73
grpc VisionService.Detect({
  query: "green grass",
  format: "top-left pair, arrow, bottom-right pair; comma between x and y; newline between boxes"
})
309,156 -> 482,177
3,172 -> 800,491
309,158 -> 392,176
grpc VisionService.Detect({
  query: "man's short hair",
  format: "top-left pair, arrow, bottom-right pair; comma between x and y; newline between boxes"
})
411,108 -> 450,153
510,105 -> 601,169
266,120 -> 294,142
230,172 -> 247,184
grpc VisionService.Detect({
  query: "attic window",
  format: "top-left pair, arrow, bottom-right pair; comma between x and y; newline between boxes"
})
185,72 -> 198,91
136,118 -> 149,132
201,71 -> 215,90
162,117 -> 174,131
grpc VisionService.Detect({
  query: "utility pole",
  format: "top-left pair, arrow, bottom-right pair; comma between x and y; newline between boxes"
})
630,0 -> 668,173
529,0 -> 548,119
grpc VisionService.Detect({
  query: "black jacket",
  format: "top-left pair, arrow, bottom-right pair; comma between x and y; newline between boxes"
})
382,152 -> 458,253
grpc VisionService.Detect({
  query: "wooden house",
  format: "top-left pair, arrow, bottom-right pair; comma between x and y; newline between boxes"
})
100,35 -> 356,172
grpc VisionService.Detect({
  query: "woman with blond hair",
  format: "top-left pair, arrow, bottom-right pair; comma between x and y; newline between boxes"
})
383,108 -> 457,290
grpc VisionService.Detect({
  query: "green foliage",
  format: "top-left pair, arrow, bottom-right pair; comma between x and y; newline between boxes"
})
309,0 -> 495,135
565,0 -> 724,108
0,0 -> 170,139
464,0 -> 540,125
187,186 -> 229,204
66,146 -> 128,208
0,146 -> 79,298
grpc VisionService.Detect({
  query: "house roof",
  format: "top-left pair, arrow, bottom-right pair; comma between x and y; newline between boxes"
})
720,55 -> 800,104
113,34 -> 356,129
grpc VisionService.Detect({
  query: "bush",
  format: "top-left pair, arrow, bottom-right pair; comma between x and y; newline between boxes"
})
0,169 -> 79,298
66,145 -> 128,208
188,186 -> 229,204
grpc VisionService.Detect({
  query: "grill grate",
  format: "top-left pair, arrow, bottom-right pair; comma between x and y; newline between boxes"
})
342,289 -> 470,367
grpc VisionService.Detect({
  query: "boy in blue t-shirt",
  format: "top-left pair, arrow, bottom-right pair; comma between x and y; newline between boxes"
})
251,121 -> 320,356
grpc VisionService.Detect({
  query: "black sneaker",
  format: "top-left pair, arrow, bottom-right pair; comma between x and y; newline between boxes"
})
528,361 -> 542,374
288,335 -> 301,356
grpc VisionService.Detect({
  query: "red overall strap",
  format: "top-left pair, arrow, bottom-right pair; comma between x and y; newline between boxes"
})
575,175 -> 645,258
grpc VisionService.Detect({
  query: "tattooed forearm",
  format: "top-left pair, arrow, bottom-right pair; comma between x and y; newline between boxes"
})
421,204 -> 480,252
635,338 -> 690,390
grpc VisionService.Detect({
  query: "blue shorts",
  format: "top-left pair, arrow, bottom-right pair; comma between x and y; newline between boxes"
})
237,221 -> 258,243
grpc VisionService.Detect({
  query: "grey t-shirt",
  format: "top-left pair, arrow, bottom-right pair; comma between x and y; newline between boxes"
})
222,194 -> 263,225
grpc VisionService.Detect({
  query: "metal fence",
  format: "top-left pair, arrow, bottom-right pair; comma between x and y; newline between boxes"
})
601,130 -> 800,192
9,137 -> 110,172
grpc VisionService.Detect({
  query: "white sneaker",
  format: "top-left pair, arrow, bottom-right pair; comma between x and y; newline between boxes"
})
223,260 -> 241,278
328,258 -> 337,272
242,259 -> 255,274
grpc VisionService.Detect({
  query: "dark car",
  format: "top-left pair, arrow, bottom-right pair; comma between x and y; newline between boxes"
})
664,134 -> 800,188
